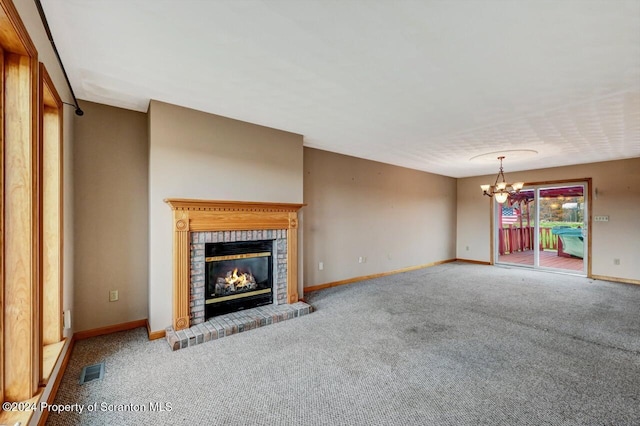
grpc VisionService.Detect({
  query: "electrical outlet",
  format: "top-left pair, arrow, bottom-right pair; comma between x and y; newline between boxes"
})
358,256 -> 363,263
109,290 -> 119,302
614,258 -> 620,265
363,256 -> 367,263
466,245 -> 470,251
594,215 -> 609,222
318,261 -> 324,271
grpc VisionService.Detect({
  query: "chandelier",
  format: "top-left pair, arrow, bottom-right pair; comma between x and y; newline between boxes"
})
480,156 -> 524,204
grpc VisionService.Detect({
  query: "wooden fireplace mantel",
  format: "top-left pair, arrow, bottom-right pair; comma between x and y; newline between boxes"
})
165,198 -> 305,331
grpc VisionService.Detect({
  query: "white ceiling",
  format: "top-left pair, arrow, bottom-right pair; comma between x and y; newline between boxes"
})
42,0 -> 640,178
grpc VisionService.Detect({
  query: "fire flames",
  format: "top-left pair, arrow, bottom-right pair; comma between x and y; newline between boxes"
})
215,267 -> 257,295
225,268 -> 252,289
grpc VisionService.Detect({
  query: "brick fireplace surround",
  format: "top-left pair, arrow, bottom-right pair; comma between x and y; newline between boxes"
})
164,199 -> 310,349
189,229 -> 288,325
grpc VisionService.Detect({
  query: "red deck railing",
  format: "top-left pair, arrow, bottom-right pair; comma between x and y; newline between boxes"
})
498,226 -> 559,255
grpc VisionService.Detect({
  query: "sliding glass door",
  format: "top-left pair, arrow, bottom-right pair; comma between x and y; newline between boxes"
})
496,182 -> 587,275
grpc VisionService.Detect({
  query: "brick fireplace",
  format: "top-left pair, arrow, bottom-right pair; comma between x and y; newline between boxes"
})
165,199 -> 305,331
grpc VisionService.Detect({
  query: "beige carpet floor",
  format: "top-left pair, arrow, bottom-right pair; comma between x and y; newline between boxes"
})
47,262 -> 640,425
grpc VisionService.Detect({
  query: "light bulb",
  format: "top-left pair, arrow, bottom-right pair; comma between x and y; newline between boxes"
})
495,192 -> 508,204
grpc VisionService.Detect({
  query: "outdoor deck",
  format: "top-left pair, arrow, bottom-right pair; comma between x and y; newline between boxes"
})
498,249 -> 584,272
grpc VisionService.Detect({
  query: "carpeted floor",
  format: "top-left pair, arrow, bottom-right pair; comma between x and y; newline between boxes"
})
47,262 -> 640,425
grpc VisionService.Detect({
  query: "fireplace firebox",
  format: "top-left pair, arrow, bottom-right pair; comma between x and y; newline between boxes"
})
205,240 -> 274,319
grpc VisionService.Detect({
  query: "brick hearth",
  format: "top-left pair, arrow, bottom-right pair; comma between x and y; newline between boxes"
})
165,301 -> 313,351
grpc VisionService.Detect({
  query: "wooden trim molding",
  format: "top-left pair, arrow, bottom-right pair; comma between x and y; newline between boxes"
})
37,336 -> 74,426
0,0 -> 37,57
39,63 -> 64,347
591,275 -> 640,286
40,64 -> 63,109
0,0 -> 40,405
586,178 -> 593,278
491,178 -> 592,276
171,210 -> 190,331
165,198 -> 306,213
489,197 -> 495,265
165,199 -> 305,331
305,259 -> 456,293
286,212 -> 299,303
456,258 -> 491,265
146,320 -> 166,341
524,178 -> 591,187
4,51 -> 38,402
0,45 -> 5,406
74,319 -> 147,341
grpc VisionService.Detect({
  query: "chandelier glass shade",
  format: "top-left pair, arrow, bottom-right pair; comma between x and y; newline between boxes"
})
480,156 -> 524,204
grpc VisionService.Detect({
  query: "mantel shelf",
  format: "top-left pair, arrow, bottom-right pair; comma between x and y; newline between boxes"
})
164,198 -> 306,212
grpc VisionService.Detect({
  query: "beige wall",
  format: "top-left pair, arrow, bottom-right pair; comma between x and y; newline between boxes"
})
148,101 -> 304,331
303,148 -> 457,287
73,100 -> 149,331
14,0 -> 76,337
457,158 -> 640,281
